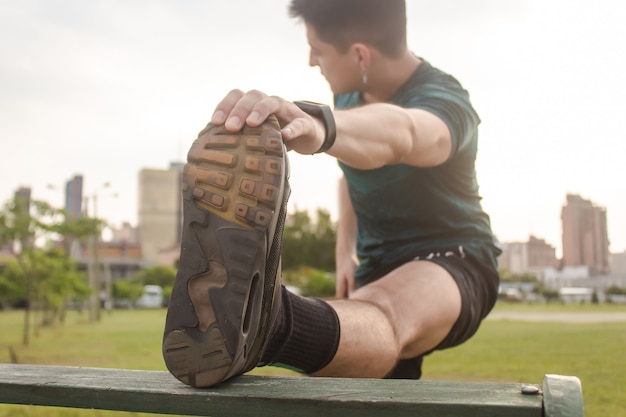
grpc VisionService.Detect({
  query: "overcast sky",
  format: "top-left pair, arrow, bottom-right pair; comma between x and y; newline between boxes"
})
1,0 -> 625,255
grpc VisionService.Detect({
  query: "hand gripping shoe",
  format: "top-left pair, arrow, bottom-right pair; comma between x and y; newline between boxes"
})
163,115 -> 289,387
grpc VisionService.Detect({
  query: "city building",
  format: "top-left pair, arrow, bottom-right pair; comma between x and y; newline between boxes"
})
65,175 -> 83,220
527,235 -> 559,270
14,186 -> 31,202
74,238 -> 144,282
137,163 -> 183,265
542,266 -> 626,299
56,175 -> 143,281
110,221 -> 140,244
14,187 -> 33,249
14,186 -> 31,215
611,251 -> 626,275
498,235 -> 558,276
561,194 -> 609,274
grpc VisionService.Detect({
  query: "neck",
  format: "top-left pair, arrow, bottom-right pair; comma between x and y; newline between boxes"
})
361,52 -> 421,104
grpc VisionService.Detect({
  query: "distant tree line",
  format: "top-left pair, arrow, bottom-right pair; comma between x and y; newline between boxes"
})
280,208 -> 337,298
281,208 -> 336,271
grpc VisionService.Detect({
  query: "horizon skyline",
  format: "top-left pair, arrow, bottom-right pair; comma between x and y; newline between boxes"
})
6,169 -> 621,259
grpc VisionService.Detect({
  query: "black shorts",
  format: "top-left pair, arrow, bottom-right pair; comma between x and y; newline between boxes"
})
423,248 -> 500,351
363,246 -> 500,351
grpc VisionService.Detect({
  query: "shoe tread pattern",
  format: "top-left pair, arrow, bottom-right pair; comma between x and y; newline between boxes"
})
184,118 -> 284,231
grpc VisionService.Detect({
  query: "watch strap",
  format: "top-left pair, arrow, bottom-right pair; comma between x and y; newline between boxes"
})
294,100 -> 336,154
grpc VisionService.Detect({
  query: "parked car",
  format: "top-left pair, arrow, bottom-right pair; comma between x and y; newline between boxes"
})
135,285 -> 164,308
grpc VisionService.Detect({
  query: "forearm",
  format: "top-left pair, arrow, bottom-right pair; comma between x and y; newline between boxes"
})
335,176 -> 357,262
328,103 -> 451,170
335,176 -> 358,297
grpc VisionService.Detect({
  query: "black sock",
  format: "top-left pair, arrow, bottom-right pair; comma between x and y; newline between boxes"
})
260,286 -> 340,374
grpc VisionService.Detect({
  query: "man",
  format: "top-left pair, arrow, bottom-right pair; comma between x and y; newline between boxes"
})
163,0 -> 501,387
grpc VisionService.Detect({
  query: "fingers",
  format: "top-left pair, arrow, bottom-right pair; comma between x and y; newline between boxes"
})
281,117 -> 326,154
336,275 -> 356,299
335,263 -> 357,299
211,89 -> 283,131
211,89 -> 244,125
209,89 -> 326,154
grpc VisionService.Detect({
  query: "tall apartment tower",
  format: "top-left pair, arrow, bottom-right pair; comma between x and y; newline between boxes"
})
14,186 -> 32,209
561,194 -> 609,274
65,175 -> 83,219
138,163 -> 184,265
12,187 -> 33,249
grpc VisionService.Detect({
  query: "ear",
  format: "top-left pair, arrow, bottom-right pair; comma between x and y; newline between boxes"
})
352,43 -> 372,69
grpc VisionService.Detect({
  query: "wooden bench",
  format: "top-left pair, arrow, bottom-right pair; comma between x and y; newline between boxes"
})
0,364 -> 584,416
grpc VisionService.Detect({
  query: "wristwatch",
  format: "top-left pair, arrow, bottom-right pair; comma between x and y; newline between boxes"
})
293,101 -> 336,154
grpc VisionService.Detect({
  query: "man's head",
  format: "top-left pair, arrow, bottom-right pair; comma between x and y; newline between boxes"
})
289,0 -> 407,59
289,0 -> 409,95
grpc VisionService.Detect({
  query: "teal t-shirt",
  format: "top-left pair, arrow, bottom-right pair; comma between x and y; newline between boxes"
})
335,59 -> 501,286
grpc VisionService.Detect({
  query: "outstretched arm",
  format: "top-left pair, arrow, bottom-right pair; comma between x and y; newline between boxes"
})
211,89 -> 452,169
331,103 -> 452,169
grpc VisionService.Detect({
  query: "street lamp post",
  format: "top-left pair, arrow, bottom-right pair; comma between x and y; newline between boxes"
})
86,219 -> 99,322
84,182 -> 114,322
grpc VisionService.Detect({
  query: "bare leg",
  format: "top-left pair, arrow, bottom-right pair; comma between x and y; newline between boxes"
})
313,260 -> 462,378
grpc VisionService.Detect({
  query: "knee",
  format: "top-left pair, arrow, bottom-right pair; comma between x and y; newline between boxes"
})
350,281 -> 458,359
350,286 -> 404,358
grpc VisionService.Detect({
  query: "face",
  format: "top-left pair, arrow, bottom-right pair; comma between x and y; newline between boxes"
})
305,23 -> 362,94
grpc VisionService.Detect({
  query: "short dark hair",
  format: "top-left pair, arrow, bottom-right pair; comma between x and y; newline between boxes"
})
289,0 -> 407,58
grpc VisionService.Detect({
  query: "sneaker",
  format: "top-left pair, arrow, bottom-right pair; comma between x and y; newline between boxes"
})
163,115 -> 289,387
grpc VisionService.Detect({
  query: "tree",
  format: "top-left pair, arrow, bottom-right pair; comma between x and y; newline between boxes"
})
0,195 -> 55,345
1,248 -> 90,326
606,285 -> 626,295
50,209 -> 105,322
132,265 -> 176,288
498,269 -> 538,283
308,208 -> 336,271
34,248 -> 90,325
0,266 -> 24,308
281,208 -> 336,271
0,194 -> 99,345
112,280 -> 144,306
283,267 -> 336,298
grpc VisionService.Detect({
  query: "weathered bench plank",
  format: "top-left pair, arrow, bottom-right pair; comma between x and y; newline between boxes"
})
0,364 -> 581,417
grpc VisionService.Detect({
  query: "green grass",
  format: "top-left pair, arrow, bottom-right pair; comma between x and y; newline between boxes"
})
0,309 -> 166,370
491,301 -> 626,313
424,319 -> 626,416
1,304 -> 624,417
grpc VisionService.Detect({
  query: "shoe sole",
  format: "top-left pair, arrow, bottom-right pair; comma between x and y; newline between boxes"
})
163,116 -> 287,387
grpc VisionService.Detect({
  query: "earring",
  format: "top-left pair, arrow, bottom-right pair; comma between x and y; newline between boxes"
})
360,66 -> 368,85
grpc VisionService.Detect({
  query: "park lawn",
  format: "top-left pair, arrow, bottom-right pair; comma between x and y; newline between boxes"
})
0,304 -> 624,417
492,301 -> 626,313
